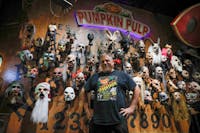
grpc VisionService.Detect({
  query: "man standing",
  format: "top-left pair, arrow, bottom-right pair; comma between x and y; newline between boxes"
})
84,53 -> 140,133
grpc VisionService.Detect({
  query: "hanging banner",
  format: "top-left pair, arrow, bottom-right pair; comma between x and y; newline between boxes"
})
75,2 -> 150,38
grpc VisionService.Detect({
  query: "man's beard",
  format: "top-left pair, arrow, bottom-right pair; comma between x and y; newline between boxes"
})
31,96 -> 49,123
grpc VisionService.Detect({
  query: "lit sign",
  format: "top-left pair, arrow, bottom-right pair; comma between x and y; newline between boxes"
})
75,3 -> 150,38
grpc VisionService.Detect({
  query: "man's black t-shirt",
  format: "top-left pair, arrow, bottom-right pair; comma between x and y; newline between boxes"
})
84,70 -> 136,125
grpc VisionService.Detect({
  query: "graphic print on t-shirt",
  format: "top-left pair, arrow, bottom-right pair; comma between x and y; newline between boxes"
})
97,76 -> 117,101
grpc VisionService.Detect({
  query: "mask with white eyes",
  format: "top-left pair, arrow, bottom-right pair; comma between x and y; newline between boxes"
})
64,87 -> 75,102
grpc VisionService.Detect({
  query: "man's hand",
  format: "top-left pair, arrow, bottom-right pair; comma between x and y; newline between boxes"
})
119,106 -> 135,118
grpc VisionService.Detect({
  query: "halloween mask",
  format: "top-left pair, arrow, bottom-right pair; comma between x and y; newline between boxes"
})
64,87 -> 75,102
5,81 -> 24,104
35,82 -> 50,101
159,91 -> 169,102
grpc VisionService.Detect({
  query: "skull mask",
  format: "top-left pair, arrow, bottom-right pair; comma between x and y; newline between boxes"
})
64,87 -> 75,102
35,82 -> 50,101
5,81 -> 24,104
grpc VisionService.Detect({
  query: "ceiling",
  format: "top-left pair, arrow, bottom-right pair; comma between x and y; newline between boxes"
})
112,0 -> 200,17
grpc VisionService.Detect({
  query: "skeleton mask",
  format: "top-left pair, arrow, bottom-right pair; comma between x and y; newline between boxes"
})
53,67 -> 63,81
35,82 -> 50,101
173,91 -> 181,102
64,87 -> 75,102
144,90 -> 152,103
192,71 -> 200,83
169,68 -> 177,79
124,62 -> 132,75
182,69 -> 190,79
75,72 -> 85,88
58,40 -> 66,52
177,81 -> 186,91
5,81 -> 24,104
159,91 -> 169,102
171,55 -> 182,72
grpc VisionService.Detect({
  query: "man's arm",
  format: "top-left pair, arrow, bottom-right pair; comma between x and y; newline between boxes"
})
120,86 -> 140,118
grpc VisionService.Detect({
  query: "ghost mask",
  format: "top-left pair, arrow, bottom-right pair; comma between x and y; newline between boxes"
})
35,82 -> 51,101
64,87 -> 75,102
